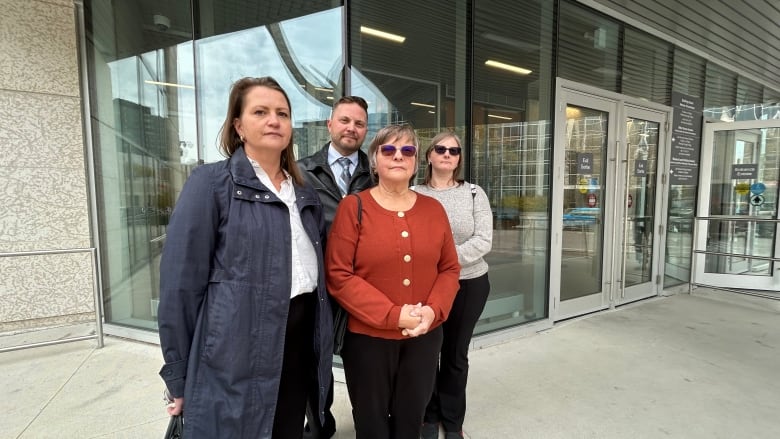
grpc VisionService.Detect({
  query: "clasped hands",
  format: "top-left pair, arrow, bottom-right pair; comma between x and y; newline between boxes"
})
398,302 -> 435,337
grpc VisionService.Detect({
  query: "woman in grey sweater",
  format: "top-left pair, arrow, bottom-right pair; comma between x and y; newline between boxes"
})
414,131 -> 493,439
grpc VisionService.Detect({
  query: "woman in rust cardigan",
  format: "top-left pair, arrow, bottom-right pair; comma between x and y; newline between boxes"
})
326,124 -> 460,439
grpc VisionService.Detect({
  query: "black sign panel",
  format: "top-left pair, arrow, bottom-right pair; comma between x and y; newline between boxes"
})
634,159 -> 648,177
732,164 -> 758,179
577,153 -> 593,174
669,165 -> 697,185
669,92 -> 703,185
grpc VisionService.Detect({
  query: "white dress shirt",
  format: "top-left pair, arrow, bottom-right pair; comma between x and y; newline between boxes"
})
327,143 -> 359,182
248,157 -> 318,297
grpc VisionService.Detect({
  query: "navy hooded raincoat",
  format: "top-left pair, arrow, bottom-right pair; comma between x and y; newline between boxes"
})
158,146 -> 334,438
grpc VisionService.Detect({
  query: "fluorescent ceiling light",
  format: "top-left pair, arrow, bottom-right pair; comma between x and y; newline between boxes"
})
485,60 -> 532,75
428,111 -> 436,114
145,80 -> 194,89
360,26 -> 406,43
326,96 -> 334,100
410,102 -> 435,108
315,87 -> 333,92
488,114 -> 512,120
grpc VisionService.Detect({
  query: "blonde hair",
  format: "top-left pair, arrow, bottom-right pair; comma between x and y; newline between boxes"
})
367,124 -> 419,185
422,131 -> 464,186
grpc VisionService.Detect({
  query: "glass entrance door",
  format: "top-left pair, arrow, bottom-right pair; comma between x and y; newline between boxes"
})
620,107 -> 664,304
551,84 -> 668,321
694,120 -> 780,290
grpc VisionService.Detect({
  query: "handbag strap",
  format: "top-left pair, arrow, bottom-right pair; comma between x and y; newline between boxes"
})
350,193 -> 362,266
351,193 -> 362,226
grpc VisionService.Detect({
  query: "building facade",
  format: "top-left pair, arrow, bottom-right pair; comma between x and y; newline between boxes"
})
2,0 -> 779,343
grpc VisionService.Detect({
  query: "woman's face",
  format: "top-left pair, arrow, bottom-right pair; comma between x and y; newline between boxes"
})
232,85 -> 292,156
374,135 -> 417,185
427,136 -> 461,176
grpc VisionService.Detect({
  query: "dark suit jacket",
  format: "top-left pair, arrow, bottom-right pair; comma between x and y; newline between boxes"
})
298,144 -> 374,232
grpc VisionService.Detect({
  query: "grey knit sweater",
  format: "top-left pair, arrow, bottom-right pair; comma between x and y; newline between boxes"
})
413,182 -> 493,279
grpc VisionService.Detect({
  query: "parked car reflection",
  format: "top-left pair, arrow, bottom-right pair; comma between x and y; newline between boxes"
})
562,207 -> 599,229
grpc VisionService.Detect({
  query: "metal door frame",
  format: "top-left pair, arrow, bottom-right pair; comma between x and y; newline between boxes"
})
551,79 -> 671,321
693,119 -> 780,290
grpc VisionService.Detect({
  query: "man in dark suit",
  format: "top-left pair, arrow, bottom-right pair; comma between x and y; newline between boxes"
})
298,95 -> 373,438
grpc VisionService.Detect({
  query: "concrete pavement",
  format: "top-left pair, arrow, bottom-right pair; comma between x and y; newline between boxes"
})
1,292 -> 778,438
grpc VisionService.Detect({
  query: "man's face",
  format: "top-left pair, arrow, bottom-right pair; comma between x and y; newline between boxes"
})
327,102 -> 368,155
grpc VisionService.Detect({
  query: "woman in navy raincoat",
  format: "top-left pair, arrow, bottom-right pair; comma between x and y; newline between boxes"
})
158,76 -> 333,438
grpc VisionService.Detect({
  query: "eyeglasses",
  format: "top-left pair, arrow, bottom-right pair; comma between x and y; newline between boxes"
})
433,145 -> 462,156
379,144 -> 417,157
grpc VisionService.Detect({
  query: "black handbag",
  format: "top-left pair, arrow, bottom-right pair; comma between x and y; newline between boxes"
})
164,414 -> 183,439
333,303 -> 348,355
333,194 -> 362,355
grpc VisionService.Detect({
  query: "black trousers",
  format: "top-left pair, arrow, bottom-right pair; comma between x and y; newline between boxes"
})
424,274 -> 490,433
304,296 -> 338,438
342,326 -> 443,439
272,292 -> 316,439
304,372 -> 335,437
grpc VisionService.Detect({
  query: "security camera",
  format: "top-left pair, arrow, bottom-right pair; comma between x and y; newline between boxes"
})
153,14 -> 170,32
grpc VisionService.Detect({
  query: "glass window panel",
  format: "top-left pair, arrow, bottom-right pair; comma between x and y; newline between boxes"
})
197,0 -> 338,39
350,0 -> 466,141
704,62 -> 738,120
622,27 -> 673,105
665,182 -> 696,287
85,0 -> 196,329
472,0 -> 554,331
625,118 -> 660,286
734,77 -> 765,122
86,0 -> 341,331
561,105 -> 607,300
763,88 -> 780,120
666,49 -> 704,288
195,6 -> 343,163
705,128 -> 780,276
672,49 -> 706,99
558,0 -> 621,92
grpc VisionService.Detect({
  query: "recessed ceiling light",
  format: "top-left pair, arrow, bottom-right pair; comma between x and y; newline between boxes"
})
485,60 -> 532,75
360,26 -> 406,43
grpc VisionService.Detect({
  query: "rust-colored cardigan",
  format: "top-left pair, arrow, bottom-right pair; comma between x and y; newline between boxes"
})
326,190 -> 460,340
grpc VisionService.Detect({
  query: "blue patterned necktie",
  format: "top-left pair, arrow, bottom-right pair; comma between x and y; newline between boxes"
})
337,157 -> 352,196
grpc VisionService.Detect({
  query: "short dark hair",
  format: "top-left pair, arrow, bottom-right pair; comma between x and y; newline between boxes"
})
333,95 -> 368,113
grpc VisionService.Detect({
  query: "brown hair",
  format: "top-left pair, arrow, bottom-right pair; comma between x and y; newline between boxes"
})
367,124 -> 419,185
218,76 -> 304,185
333,95 -> 368,114
422,131 -> 465,186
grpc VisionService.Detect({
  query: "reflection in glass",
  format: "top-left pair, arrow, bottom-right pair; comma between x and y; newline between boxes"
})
622,29 -> 672,104
196,8 -> 343,163
624,118 -> 659,287
560,106 -> 607,301
558,1 -> 621,92
471,0 -> 554,332
86,1 -> 342,331
705,128 -> 780,276
86,0 -> 197,329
